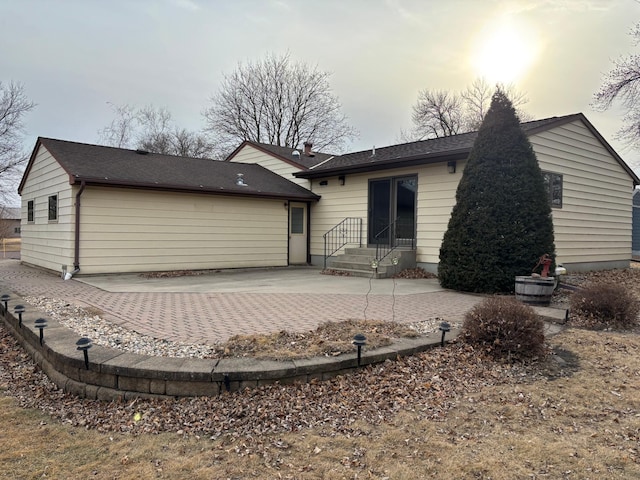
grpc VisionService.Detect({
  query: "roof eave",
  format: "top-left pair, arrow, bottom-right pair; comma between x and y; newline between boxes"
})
70,177 -> 320,201
295,150 -> 470,179
578,115 -> 640,186
17,138 -> 45,195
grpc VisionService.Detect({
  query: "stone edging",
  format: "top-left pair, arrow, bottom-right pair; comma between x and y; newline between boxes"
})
0,293 -> 457,401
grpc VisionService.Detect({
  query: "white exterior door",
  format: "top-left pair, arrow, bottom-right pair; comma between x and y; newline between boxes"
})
289,202 -> 307,264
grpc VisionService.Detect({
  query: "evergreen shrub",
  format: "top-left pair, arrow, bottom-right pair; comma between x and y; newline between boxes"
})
438,89 -> 555,293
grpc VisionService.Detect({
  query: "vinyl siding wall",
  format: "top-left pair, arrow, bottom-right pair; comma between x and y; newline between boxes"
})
309,163 -> 459,264
76,187 -> 288,274
529,120 -> 634,267
633,190 -> 640,257
231,145 -> 311,188
20,146 -> 75,271
311,120 -> 634,270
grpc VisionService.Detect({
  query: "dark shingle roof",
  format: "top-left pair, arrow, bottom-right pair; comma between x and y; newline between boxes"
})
296,113 -> 638,184
19,138 -> 319,201
226,141 -> 335,169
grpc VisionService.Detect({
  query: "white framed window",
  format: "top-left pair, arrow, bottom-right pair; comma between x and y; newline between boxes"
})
542,171 -> 563,208
27,200 -> 34,223
48,195 -> 58,221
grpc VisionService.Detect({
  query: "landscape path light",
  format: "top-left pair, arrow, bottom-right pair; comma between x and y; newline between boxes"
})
353,333 -> 366,366
34,318 -> 48,345
14,304 -> 25,328
439,321 -> 451,347
1,294 -> 9,313
76,337 -> 93,369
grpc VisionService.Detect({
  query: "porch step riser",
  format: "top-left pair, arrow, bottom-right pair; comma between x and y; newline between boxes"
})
327,268 -> 389,279
333,255 -> 401,266
327,247 -> 416,279
330,261 -> 390,274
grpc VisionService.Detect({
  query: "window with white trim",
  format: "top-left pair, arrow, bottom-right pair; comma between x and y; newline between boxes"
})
542,171 -> 563,208
48,195 -> 58,221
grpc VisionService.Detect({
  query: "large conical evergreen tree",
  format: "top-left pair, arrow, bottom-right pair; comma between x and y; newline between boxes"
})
438,88 -> 555,293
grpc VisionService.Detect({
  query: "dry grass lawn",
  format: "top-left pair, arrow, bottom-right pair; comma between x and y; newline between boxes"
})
0,327 -> 638,479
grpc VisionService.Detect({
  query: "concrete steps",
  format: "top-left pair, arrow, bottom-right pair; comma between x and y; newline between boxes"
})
326,247 -> 416,278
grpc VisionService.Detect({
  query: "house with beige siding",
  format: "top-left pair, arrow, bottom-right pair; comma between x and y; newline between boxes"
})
18,113 -> 639,277
228,113 -> 639,275
18,138 -> 319,275
0,207 -> 21,239
633,189 -> 640,259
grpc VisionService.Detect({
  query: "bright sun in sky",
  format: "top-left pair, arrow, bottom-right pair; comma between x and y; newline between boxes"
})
472,17 -> 539,84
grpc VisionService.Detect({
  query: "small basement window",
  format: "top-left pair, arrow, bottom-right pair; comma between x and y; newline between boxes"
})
542,171 -> 563,208
48,195 -> 58,221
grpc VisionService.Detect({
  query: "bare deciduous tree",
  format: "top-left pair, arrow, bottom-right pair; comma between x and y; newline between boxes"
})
411,90 -> 465,139
593,24 -> 640,149
0,81 -> 35,204
202,53 -> 357,156
404,78 -> 530,141
98,103 -> 136,148
99,104 -> 214,158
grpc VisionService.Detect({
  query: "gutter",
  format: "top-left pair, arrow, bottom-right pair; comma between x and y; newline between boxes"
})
294,151 -> 470,179
71,177 -> 320,202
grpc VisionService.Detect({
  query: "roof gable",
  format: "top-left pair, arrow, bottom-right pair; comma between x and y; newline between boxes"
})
225,140 -> 334,170
18,138 -> 319,201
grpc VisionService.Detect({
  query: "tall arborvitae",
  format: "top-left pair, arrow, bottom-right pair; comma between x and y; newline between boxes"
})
438,88 -> 555,293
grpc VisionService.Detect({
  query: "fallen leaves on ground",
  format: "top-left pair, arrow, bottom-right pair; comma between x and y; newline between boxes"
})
139,270 -> 217,278
0,321 -> 554,441
391,267 -> 437,279
219,319 -> 418,360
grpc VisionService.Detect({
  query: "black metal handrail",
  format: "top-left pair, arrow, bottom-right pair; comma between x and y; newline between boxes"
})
323,217 -> 362,269
373,218 -> 416,262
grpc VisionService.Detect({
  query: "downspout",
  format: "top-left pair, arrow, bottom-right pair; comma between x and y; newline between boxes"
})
286,201 -> 290,265
70,180 -> 86,277
306,201 -> 311,265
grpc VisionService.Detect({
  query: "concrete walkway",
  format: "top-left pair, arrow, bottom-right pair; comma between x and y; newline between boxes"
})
0,260 -> 490,345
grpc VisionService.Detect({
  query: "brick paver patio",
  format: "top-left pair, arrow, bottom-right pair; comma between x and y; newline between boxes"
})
0,260 -> 484,345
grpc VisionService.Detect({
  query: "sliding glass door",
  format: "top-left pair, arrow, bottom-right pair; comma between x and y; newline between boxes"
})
368,176 -> 416,246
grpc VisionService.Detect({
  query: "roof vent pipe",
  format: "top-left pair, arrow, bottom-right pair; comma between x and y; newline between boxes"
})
236,173 -> 248,186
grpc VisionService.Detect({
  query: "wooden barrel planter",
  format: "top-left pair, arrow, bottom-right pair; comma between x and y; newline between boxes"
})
514,276 -> 555,306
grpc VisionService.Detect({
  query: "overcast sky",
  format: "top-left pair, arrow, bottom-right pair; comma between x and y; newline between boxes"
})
2,0 -> 639,194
